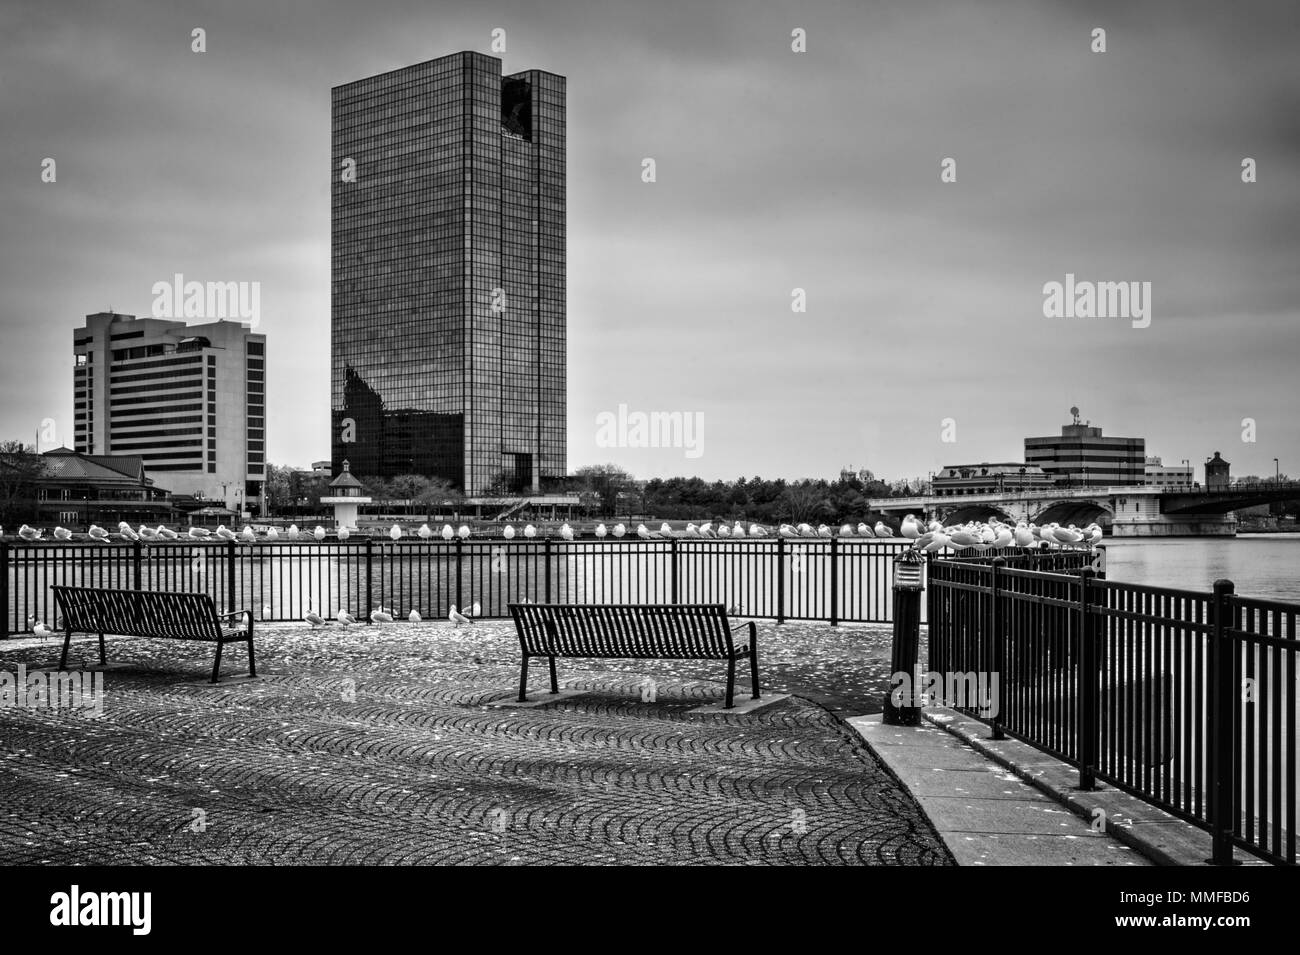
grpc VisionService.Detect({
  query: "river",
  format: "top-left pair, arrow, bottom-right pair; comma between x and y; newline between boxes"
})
1104,533 -> 1300,602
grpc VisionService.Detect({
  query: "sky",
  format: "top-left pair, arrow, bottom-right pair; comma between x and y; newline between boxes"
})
1,0 -> 1298,484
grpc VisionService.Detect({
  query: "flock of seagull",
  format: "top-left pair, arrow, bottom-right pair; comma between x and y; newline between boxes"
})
4,515 -> 1104,550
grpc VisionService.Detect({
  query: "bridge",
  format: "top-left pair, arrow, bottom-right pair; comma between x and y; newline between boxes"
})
869,483 -> 1300,537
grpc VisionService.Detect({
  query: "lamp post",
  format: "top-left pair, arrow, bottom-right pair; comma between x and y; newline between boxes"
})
1275,457 -> 1280,485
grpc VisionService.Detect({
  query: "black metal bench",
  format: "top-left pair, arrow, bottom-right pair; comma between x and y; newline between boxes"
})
508,603 -> 759,708
52,586 -> 255,684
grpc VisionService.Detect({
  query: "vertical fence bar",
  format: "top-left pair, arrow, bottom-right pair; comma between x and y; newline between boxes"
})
455,538 -> 464,611
1209,578 -> 1236,865
989,557 -> 1005,740
132,540 -> 143,591
0,541 -> 8,639
1078,567 -> 1097,790
670,538 -> 679,605
225,540 -> 236,611
776,537 -> 785,624
829,537 -> 839,626
364,538 -> 373,619
543,538 -> 552,603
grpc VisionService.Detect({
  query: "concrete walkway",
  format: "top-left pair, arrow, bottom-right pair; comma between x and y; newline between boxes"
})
848,714 -> 1150,865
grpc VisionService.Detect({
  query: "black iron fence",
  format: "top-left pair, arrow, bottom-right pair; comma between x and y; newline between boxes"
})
1,537 -> 936,634
927,556 -> 1298,866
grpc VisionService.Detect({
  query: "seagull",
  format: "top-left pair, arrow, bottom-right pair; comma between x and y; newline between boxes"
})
900,516 -> 922,540
612,523 -> 626,538
523,524 -> 536,538
188,526 -> 211,540
313,525 -> 326,541
88,525 -> 110,542
286,524 -> 300,540
118,522 -> 141,541
718,523 -> 731,538
138,525 -> 160,542
261,604 -> 272,619
337,526 -> 350,541
390,524 -> 402,541
449,604 -> 471,626
659,522 -> 674,537
857,522 -> 874,538
53,526 -> 73,541
948,529 -> 980,549
749,523 -> 768,537
33,619 -> 56,642
560,523 -> 574,541
595,523 -> 607,538
816,524 -> 833,539
874,521 -> 894,538
370,607 -> 394,624
1054,526 -> 1085,545
684,523 -> 700,538
839,524 -> 854,537
797,523 -> 817,539
156,525 -> 178,541
18,524 -> 41,541
408,609 -> 422,623
1086,524 -> 1104,545
923,533 -> 951,553
304,610 -> 327,628
471,601 -> 481,617
778,524 -> 798,538
700,522 -> 717,539
418,523 -> 433,540
336,609 -> 356,627
1013,524 -> 1035,548
238,525 -> 256,543
214,525 -> 236,542
458,525 -> 470,539
993,527 -> 1014,548
265,526 -> 279,541
441,524 -> 454,541
636,523 -> 651,540
503,525 -> 515,540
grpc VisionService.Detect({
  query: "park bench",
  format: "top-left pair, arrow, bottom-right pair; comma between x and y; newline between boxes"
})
52,586 -> 255,684
508,603 -> 759,708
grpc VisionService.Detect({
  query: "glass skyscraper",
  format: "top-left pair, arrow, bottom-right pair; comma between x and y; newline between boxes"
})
331,51 -> 566,495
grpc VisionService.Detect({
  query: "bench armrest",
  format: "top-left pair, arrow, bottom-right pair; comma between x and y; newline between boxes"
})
218,609 -> 251,623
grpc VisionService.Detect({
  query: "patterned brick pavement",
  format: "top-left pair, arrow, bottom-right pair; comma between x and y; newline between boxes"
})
0,620 -> 951,865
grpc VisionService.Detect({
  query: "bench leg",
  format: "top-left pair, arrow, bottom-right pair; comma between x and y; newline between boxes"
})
59,628 -> 73,670
98,630 -> 107,666
247,636 -> 257,679
748,623 -> 760,700
548,655 -> 559,694
211,641 -> 224,684
725,656 -> 736,709
518,656 -> 529,702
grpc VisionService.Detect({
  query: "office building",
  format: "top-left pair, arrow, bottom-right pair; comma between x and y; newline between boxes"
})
1024,408 -> 1145,487
1143,456 -> 1193,488
330,51 -> 566,496
72,312 -> 267,515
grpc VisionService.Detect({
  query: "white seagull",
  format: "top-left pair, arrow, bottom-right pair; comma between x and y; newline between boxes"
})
188,526 -> 211,540
88,525 -> 110,543
313,525 -> 326,541
449,604 -> 471,626
53,526 -> 73,541
390,524 -> 403,541
857,522 -> 875,538
523,524 -> 536,538
441,524 -> 454,541
304,610 -> 327,628
138,525 -> 160,542
418,523 -> 433,540
238,525 -> 256,543
214,525 -> 236,542
503,525 -> 516,540
560,523 -> 574,541
336,609 -> 357,627
408,609 -> 422,623
18,524 -> 42,541
286,524 -> 300,540
595,523 -> 607,538
370,607 -> 394,624
874,521 -> 894,538
33,619 -> 57,641
612,523 -> 626,538
337,526 -> 350,541
265,526 -> 279,541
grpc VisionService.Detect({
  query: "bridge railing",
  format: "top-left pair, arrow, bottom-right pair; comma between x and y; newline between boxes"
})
927,557 -> 1298,866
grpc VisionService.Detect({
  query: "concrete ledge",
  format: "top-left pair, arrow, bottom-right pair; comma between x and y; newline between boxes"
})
488,689 -> 588,708
922,708 -> 1271,866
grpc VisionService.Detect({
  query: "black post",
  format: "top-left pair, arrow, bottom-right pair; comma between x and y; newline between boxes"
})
989,557 -> 1006,740
1078,567 -> 1097,790
364,537 -> 373,621
225,539 -> 235,613
0,541 -> 8,639
133,539 -> 143,591
829,536 -> 839,626
883,554 -> 924,726
543,538 -> 552,603
776,537 -> 786,624
1209,578 -> 1237,865
670,537 -> 679,605
455,537 -> 464,611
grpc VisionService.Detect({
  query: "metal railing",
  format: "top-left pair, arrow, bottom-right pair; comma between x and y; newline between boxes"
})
927,556 -> 1298,866
2,537 -> 930,634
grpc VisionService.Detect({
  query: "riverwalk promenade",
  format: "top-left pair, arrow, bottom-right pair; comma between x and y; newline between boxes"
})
0,620 -> 1139,865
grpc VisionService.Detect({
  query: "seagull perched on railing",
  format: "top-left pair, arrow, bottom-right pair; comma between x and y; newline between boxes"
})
188,526 -> 211,540
441,524 -> 454,541
874,521 -> 894,538
560,523 -> 574,541
239,526 -> 256,544
138,525 -> 160,542
214,525 -> 236,542
54,526 -> 73,541
337,526 -> 350,541
838,524 -> 854,537
901,515 -> 922,540
717,523 -> 731,538
116,522 -> 140,541
157,525 -> 179,540
749,523 -> 767,538
390,524 -> 402,541
458,525 -> 471,539
816,524 -> 833,539
595,523 -> 607,538
503,525 -> 515,539
523,524 -> 537,538
684,523 -> 700,538
19,524 -> 42,541
636,523 -> 651,540
856,522 -> 874,538
418,523 -> 433,540
660,522 -> 674,537
286,524 -> 300,540
448,604 -> 471,626
1014,523 -> 1034,548
778,524 -> 797,538
336,609 -> 356,626
88,525 -> 110,543
612,523 -> 626,538
313,525 -> 326,541
265,526 -> 279,541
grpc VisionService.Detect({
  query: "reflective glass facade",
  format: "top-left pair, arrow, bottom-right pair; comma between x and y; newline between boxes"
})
331,51 -> 566,495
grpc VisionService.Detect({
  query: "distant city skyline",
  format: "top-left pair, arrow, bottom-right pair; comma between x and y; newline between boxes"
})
2,0 -> 1298,484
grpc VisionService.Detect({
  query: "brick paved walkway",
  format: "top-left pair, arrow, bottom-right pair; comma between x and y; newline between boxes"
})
0,620 -> 951,865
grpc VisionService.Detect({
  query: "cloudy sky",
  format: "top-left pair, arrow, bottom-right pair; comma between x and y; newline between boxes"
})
2,0 -> 1297,484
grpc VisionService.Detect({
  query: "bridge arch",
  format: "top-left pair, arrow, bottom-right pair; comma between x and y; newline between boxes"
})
1032,499 -> 1113,527
940,504 -> 1015,525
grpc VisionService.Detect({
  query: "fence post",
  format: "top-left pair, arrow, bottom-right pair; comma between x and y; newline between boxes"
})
989,557 -> 1006,740
543,538 -> 552,603
1077,567 -> 1097,790
133,539 -> 143,591
670,537 -> 679,605
829,536 -> 839,626
364,537 -> 373,621
776,537 -> 786,624
1209,578 -> 1237,865
455,537 -> 464,611
225,539 -> 236,612
0,541 -> 8,639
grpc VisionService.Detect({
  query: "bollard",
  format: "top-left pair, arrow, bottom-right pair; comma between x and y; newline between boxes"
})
883,550 -> 925,726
